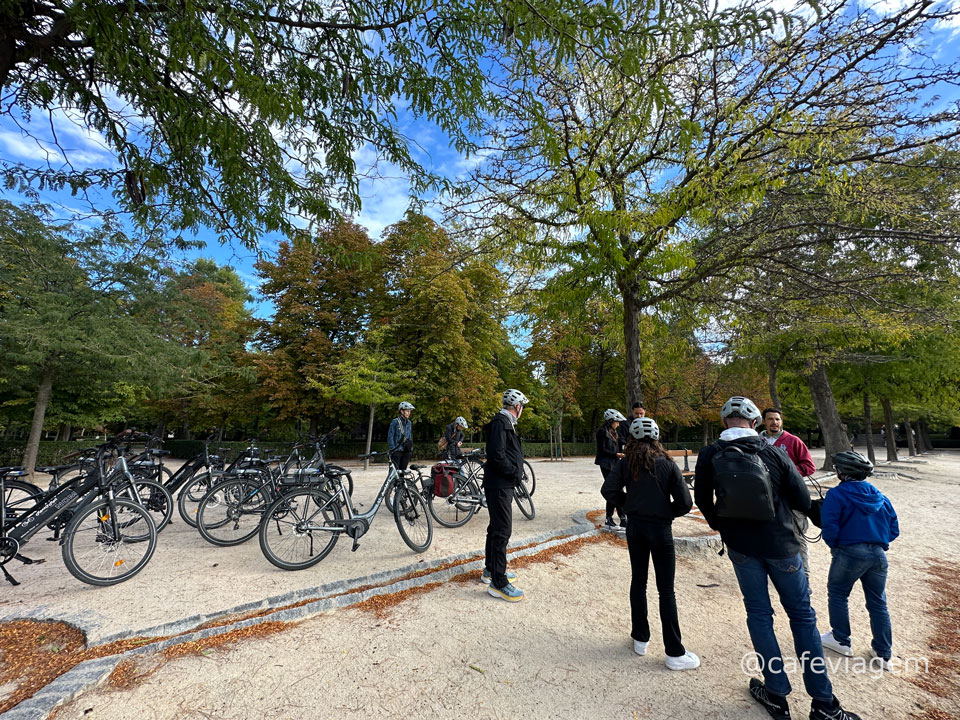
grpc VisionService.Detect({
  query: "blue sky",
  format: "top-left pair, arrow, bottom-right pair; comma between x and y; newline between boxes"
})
3,0 -> 960,320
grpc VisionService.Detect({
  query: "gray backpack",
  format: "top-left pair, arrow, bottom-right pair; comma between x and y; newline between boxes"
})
711,443 -> 776,522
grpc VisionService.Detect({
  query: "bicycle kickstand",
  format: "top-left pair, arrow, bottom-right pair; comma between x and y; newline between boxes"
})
1,562 -> 20,586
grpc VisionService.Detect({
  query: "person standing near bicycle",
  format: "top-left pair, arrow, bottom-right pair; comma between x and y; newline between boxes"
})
618,402 -> 646,450
596,409 -> 627,531
388,401 -> 415,471
441,416 -> 469,461
482,389 -> 528,602
601,417 -> 698,670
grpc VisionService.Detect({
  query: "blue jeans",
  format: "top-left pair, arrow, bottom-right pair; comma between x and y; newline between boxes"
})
827,543 -> 892,659
729,548 -> 833,701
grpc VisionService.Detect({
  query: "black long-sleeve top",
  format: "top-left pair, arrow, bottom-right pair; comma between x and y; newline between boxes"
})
594,426 -> 620,471
483,411 -> 523,489
601,456 -> 692,525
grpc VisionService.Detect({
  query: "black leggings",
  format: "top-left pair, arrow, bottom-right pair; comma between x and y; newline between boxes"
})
626,520 -> 685,657
390,449 -> 412,471
600,466 -> 623,520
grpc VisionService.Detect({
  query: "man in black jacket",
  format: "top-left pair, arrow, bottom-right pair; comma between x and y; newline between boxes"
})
618,402 -> 645,449
482,389 -> 528,601
695,396 -> 860,720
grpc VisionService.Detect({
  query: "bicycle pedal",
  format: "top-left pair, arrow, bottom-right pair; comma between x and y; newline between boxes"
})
351,538 -> 360,552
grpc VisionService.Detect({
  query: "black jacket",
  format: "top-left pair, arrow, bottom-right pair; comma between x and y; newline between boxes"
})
442,423 -> 464,460
617,421 -> 631,451
694,434 -> 810,559
483,411 -> 524,489
601,456 -> 692,525
595,426 -> 620,471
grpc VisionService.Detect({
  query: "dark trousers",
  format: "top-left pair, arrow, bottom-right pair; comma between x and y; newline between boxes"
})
484,485 -> 514,588
600,467 -> 623,520
626,520 -> 685,657
390,449 -> 412,471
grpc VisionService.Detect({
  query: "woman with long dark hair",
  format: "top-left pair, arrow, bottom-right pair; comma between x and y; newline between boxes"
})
601,417 -> 699,670
595,409 -> 626,530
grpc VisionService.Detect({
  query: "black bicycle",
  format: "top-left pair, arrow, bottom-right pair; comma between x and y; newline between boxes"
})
1,440 -> 157,586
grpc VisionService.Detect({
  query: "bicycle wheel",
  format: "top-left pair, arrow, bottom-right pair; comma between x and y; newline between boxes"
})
428,473 -> 478,528
176,471 -> 216,527
61,498 -> 157,586
521,460 -> 536,496
394,484 -> 433,552
2,479 -> 44,521
197,478 -> 268,546
121,479 -> 173,533
259,488 -> 343,570
514,482 -> 535,520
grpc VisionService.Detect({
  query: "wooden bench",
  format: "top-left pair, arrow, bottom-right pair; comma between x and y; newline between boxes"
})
667,449 -> 696,488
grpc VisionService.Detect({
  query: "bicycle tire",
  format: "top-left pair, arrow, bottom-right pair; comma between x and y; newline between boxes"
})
123,479 -> 173,533
394,484 -> 433,552
176,470 -> 215,527
61,498 -> 157,586
521,460 -> 536,497
196,478 -> 268,547
428,473 -> 478,528
2,479 -> 44,522
259,488 -> 343,570
514,482 -> 535,520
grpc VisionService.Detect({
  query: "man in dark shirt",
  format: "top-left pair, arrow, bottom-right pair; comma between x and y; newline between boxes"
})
618,402 -> 645,449
482,389 -> 528,601
695,396 -> 860,720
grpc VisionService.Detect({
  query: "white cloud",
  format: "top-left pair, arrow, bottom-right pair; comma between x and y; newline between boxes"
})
0,128 -> 62,162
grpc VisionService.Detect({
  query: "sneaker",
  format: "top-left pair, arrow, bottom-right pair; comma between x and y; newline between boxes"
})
487,582 -> 524,602
604,517 -> 617,530
633,639 -> 649,656
619,517 -> 628,529
749,678 -> 791,720
869,648 -> 892,672
480,568 -> 517,585
809,697 -> 861,720
820,631 -> 853,657
665,650 -> 700,670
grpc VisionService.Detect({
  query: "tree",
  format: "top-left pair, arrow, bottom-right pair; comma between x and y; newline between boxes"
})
254,218 -> 378,433
453,0 -> 960,411
2,0 -> 628,246
0,201 -> 182,473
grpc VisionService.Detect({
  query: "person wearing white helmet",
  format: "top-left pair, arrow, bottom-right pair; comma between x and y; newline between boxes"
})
441,416 -> 469,461
601,416 -> 697,670
388,401 -> 415,470
695,396 -> 861,720
596,409 -> 627,530
481,389 -> 529,602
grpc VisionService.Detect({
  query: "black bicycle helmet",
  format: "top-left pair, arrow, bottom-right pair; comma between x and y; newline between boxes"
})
831,450 -> 874,479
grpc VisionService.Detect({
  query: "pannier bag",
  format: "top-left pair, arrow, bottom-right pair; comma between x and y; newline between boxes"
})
711,444 -> 776,522
431,463 -> 457,497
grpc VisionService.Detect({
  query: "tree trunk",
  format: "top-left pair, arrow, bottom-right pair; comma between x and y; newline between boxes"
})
767,356 -> 781,411
57,423 -> 73,442
622,291 -> 645,408
806,365 -> 848,471
863,393 -> 876,466
904,415 -> 917,456
557,411 -> 564,461
881,397 -> 898,462
364,403 -> 375,471
309,415 -> 319,437
673,424 -> 680,443
918,417 -> 934,452
22,366 -> 55,479
701,420 -> 710,449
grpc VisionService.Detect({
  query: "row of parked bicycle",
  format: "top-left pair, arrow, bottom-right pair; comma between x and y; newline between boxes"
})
0,430 -> 537,587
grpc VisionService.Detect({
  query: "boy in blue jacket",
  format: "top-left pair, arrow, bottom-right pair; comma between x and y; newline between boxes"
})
819,451 -> 899,670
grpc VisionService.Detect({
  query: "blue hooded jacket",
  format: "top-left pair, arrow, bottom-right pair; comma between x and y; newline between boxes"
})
821,479 -> 899,550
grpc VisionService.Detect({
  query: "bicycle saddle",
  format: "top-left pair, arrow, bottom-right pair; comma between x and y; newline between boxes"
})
409,464 -> 424,471
34,464 -> 75,474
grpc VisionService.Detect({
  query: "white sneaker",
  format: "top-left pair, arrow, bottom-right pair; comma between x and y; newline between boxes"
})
633,639 -> 649,656
870,648 -> 893,671
665,650 -> 700,670
820,630 -> 853,657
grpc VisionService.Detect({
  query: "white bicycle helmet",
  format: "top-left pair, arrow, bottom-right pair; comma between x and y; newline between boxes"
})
502,389 -> 529,407
603,409 -> 627,423
629,417 -> 660,441
721,396 -> 762,427
454,416 -> 468,429
398,401 -> 415,411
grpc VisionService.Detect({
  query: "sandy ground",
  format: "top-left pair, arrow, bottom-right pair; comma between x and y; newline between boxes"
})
7,450 -> 960,719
